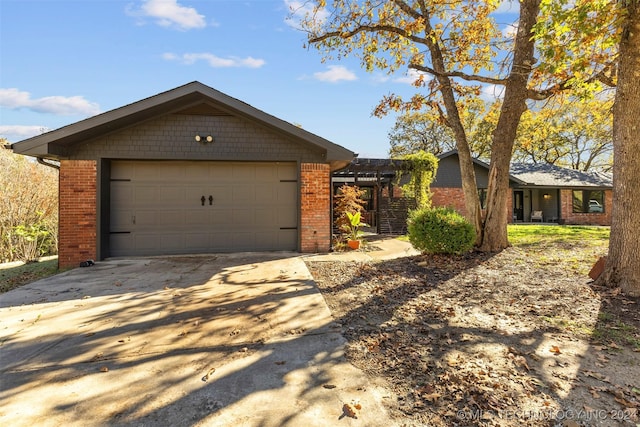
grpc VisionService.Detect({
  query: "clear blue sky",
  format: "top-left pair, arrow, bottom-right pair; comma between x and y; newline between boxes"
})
1,0 -> 516,157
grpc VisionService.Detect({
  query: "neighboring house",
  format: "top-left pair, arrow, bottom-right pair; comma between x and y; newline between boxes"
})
9,82 -> 354,268
333,150 -> 613,233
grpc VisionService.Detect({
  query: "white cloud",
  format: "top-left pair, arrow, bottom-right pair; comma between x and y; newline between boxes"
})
163,52 -> 266,68
371,73 -> 391,84
0,88 -> 101,116
284,0 -> 328,29
128,0 -> 206,30
0,125 -> 49,142
393,69 -> 430,85
502,20 -> 518,39
313,65 -> 357,83
481,84 -> 505,100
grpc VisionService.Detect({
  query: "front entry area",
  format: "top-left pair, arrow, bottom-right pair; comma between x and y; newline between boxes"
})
513,190 -> 524,222
109,161 -> 298,257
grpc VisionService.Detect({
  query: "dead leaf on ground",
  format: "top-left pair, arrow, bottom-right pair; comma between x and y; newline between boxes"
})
583,370 -> 611,383
423,393 -> 442,402
550,345 -> 562,355
201,367 -> 216,382
90,352 -> 104,362
342,403 -> 359,419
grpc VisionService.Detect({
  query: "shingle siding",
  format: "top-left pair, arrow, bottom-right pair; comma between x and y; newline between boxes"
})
69,114 -> 325,162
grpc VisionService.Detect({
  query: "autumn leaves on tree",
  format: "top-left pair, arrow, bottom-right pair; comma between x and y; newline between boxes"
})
295,0 -> 638,294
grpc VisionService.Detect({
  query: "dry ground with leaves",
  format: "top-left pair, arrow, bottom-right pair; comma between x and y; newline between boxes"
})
306,232 -> 640,427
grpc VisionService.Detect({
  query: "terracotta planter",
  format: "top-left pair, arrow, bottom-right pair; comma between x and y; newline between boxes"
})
347,239 -> 360,250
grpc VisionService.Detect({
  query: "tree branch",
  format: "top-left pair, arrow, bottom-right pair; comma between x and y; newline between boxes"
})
409,63 -> 507,85
528,61 -> 618,100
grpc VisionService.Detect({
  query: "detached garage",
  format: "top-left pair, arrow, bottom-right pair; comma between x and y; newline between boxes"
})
9,82 -> 354,267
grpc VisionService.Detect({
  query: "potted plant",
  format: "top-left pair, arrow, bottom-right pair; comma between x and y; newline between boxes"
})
342,211 -> 368,250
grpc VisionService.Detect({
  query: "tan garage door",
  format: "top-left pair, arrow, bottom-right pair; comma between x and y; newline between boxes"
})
109,161 -> 298,257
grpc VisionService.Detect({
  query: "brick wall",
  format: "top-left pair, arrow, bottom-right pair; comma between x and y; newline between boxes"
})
59,160 -> 97,268
432,187 -> 467,216
381,184 -> 405,198
560,189 -> 612,226
300,163 -> 331,253
432,188 -> 513,222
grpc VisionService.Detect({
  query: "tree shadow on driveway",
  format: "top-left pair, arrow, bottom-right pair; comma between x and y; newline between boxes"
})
0,253 -> 392,427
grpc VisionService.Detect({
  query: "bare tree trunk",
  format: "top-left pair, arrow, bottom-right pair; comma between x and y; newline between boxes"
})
480,0 -> 541,251
420,12 -> 483,244
598,1 -> 640,296
438,76 -> 483,245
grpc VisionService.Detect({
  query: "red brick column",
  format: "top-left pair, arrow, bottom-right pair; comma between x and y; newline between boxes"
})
300,163 -> 331,253
59,160 -> 97,268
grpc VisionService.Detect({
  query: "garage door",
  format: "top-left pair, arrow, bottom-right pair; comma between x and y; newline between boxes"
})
109,161 -> 298,257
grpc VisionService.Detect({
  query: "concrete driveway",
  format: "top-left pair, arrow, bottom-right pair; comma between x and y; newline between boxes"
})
0,253 -> 396,426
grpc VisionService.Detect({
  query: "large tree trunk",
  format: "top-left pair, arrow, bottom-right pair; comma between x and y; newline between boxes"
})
437,77 -> 483,245
479,0 -> 541,251
598,1 -> 640,296
421,15 -> 483,244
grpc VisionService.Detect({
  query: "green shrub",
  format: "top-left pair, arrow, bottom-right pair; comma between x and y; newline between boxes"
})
407,207 -> 475,254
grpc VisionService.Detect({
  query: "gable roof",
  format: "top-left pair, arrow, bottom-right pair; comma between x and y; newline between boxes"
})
436,149 -> 527,186
9,81 -> 355,169
510,163 -> 613,188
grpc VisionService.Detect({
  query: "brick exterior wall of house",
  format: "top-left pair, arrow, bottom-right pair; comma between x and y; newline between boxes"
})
560,189 -> 612,226
432,187 -> 513,222
300,163 -> 331,253
432,188 -> 468,216
59,160 -> 97,268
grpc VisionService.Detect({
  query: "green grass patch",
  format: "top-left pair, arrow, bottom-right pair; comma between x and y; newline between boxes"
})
507,225 -> 609,274
593,312 -> 640,350
508,224 -> 610,247
541,315 -> 595,337
0,258 -> 60,294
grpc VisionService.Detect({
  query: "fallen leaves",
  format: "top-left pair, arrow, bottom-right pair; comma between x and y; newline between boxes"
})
342,401 -> 362,419
306,243 -> 640,427
550,345 -> 562,355
201,367 -> 216,382
90,352 -> 104,362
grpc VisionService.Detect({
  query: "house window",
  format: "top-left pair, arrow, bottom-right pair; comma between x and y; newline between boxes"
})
478,189 -> 488,209
572,190 -> 605,213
